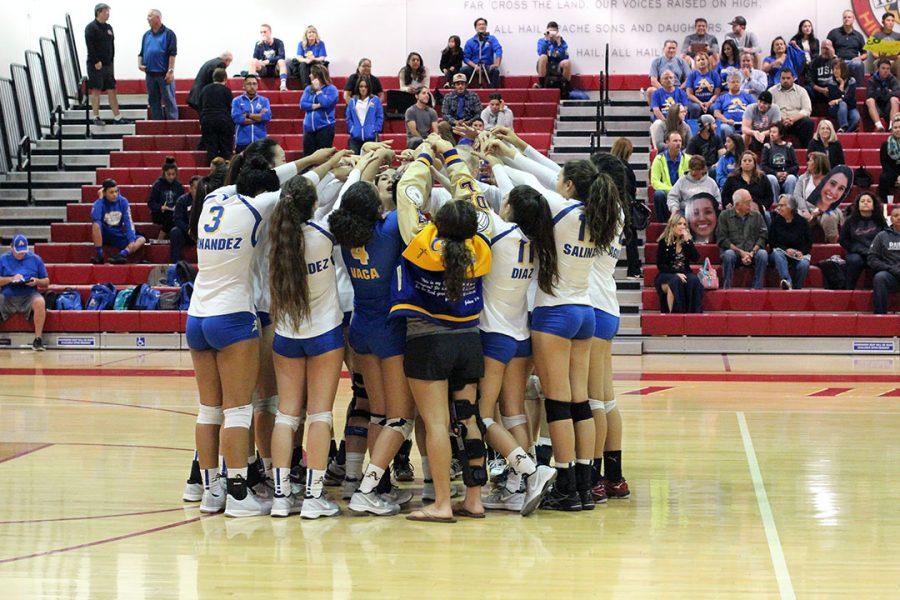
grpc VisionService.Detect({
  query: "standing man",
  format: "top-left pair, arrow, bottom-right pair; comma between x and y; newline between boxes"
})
187,51 -> 232,113
0,236 -> 49,351
84,4 -> 132,127
138,9 -> 178,120
231,74 -> 271,154
536,22 -> 571,88
461,17 -> 503,88
827,10 -> 868,86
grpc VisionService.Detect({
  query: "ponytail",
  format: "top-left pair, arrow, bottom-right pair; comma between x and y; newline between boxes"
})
434,200 -> 478,302
562,159 -> 624,251
328,181 -> 381,248
236,155 -> 279,197
507,185 -> 558,295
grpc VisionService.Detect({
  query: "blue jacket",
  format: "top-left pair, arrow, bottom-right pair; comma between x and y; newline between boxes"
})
345,96 -> 384,142
300,84 -> 338,132
139,25 -> 177,74
231,94 -> 271,147
537,37 -> 568,61
715,154 -> 737,188
91,195 -> 137,243
464,34 -> 503,66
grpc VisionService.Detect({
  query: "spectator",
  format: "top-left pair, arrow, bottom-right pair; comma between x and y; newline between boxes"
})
481,93 -> 513,130
879,115 -> 900,201
170,176 -> 200,263
768,194 -> 812,289
345,76 -> 384,155
827,60 -> 860,132
715,134 -> 744,188
681,18 -> 719,65
722,150 -> 774,213
610,137 -> 643,278
398,52 -> 430,96
148,156 -> 184,242
667,154 -> 721,216
91,179 -> 146,264
869,12 -> 900,75
405,88 -> 439,148
868,205 -> 900,314
647,40 -> 691,104
790,19 -> 820,65
440,36 -> 464,88
138,9 -> 177,120
806,39 -> 837,104
84,3 -> 131,126
826,10 -> 867,84
293,25 -> 328,88
249,24 -> 287,90
737,51 -> 768,98
650,130 -> 690,222
685,192 -> 721,243
808,119 -> 845,167
724,16 -> 762,62
344,58 -> 384,103
741,90 -> 781,149
187,51 -> 232,113
651,103 -> 692,153
769,69 -> 814,147
714,72 -> 754,141
199,68 -> 235,162
654,213 -> 703,313
718,39 -> 741,79
537,22 -> 571,88
441,73 -> 482,125
865,59 -> 900,131
231,74 -> 271,154
686,52 -> 721,115
461,17 -> 503,88
717,189 -> 769,289
841,192 -> 888,289
687,114 -> 723,177
0,235 -> 49,351
761,122 -> 799,199
800,164 -> 852,243
650,69 -> 694,138
300,64 -> 338,156
763,37 -> 792,88
793,151 -> 831,220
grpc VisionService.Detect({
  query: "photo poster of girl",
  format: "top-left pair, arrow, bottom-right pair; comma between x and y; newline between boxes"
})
806,164 -> 854,213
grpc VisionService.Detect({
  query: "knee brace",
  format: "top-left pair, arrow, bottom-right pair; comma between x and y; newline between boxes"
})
588,399 -> 605,411
461,438 -> 488,487
253,395 -> 279,415
196,404 -> 223,426
222,404 -> 253,429
346,402 -> 371,423
544,398 -> 572,423
452,400 -> 486,435
274,410 -> 302,432
604,399 -> 617,414
571,400 -> 593,423
351,372 -> 367,400
501,414 -> 527,430
383,417 -> 414,440
307,411 -> 334,428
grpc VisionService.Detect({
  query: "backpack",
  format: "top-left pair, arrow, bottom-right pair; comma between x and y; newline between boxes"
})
86,282 -> 117,310
146,264 -> 169,286
854,166 -> 872,190
127,284 -> 161,310
817,255 -> 847,290
43,290 -> 59,311
114,288 -> 134,310
55,289 -> 83,310
157,291 -> 180,310
178,281 -> 194,310
176,260 -> 198,284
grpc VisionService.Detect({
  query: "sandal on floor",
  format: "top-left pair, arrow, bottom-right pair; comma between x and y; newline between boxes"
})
406,509 -> 457,523
452,502 -> 486,519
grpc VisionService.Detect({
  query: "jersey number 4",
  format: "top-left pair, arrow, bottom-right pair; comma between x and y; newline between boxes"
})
350,246 -> 369,266
204,205 -> 224,233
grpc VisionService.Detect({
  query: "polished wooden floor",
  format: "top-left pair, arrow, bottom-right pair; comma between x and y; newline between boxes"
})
0,350 -> 898,599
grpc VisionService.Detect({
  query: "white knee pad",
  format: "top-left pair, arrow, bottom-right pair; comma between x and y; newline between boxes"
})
222,404 -> 253,429
588,399 -> 605,411
196,405 -> 223,426
307,411 -> 334,428
604,399 -> 617,414
274,410 -> 301,432
501,414 -> 527,429
383,417 -> 414,440
253,395 -> 279,415
481,417 -> 496,430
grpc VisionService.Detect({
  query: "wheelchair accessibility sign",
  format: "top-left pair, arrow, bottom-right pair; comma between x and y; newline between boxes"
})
135,337 -> 146,347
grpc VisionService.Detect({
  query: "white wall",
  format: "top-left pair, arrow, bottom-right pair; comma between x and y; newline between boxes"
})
0,1 -> 870,79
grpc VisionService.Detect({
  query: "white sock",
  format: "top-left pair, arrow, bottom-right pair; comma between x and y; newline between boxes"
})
274,467 -> 291,497
262,457 -> 272,472
346,452 -> 365,480
575,458 -> 592,465
305,468 -> 325,498
247,454 -> 257,467
358,464 -> 386,494
505,472 -> 522,493
218,455 -> 226,477
506,447 -> 536,476
229,467 -> 248,480
201,468 -> 218,491
553,460 -> 571,469
421,456 -> 432,481
537,436 -> 551,447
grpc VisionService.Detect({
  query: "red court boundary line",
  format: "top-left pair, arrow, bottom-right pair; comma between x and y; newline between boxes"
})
0,506 -> 195,525
0,443 -> 53,465
879,388 -> 900,397
808,387 -> 853,397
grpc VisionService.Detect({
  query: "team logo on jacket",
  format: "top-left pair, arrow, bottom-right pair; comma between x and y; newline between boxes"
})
430,238 -> 445,252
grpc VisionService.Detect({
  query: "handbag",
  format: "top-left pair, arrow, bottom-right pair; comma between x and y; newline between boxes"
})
630,199 -> 651,231
698,257 -> 719,290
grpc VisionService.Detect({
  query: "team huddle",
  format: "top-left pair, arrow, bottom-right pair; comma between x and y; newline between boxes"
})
179,125 -> 630,523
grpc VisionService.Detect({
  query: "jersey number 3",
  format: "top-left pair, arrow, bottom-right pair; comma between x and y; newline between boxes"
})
204,206 -> 224,233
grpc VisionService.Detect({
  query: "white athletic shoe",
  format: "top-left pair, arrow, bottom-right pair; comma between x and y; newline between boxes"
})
488,457 -> 507,479
279,80 -> 288,92
300,493 -> 341,519
482,486 -> 525,511
200,485 -> 226,514
342,477 -> 360,499
525,375 -> 543,401
348,491 -> 401,516
271,493 -> 303,518
183,481 -> 203,502
380,485 -> 413,506
521,465 -> 557,516
224,489 -> 273,518
422,481 -> 463,502
253,476 -> 275,500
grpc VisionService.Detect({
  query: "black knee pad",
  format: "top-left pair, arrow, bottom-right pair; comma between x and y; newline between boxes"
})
464,438 -> 486,460
344,425 -> 368,438
571,400 -> 593,423
544,398 -> 572,423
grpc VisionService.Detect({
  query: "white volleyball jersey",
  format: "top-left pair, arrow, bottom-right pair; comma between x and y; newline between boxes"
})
535,193 -> 596,308
478,211 -> 532,340
252,218 -> 272,314
588,211 -> 624,317
316,172 -> 354,314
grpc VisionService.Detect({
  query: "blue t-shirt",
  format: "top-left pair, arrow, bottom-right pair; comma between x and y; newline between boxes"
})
298,40 -> 327,59
714,92 -> 754,123
687,69 -> 720,103
651,87 -> 690,118
341,210 -> 403,319
1,251 -> 47,297
91,195 -> 137,242
764,56 -> 787,87
666,152 -> 683,188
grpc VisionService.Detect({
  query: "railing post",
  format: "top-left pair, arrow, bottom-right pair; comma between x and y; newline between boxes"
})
599,72 -> 607,136
17,136 -> 33,205
603,44 -> 611,105
55,105 -> 63,170
84,102 -> 91,138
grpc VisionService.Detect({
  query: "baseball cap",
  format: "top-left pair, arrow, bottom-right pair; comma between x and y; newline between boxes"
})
453,73 -> 467,84
12,234 -> 28,252
699,114 -> 715,127
758,91 -> 773,103
95,3 -> 110,16
730,16 -> 747,26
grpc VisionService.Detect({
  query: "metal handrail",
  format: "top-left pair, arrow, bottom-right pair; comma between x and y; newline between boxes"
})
17,135 -> 33,205
598,71 -> 607,136
589,132 -> 598,155
603,44 -> 611,105
51,105 -> 63,170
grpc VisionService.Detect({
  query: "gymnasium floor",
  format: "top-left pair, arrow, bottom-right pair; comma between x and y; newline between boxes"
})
0,350 -> 898,599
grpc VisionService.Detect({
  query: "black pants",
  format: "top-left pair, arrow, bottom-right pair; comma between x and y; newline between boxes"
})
348,137 -> 367,155
303,125 -> 335,156
151,210 -> 174,236
200,117 -> 234,163
784,117 -> 815,147
624,225 -> 641,277
654,272 -> 704,313
169,225 -> 191,263
878,169 -> 898,202
844,252 -> 870,289
873,271 -> 899,314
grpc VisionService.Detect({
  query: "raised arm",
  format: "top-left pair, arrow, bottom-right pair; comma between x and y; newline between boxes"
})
396,143 -> 435,244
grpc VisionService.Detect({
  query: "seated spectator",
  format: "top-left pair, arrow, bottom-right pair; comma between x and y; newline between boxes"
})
481,93 -> 513,130
346,76 -> 384,154
841,192 -> 888,289
249,24 -> 287,91
0,235 -> 49,351
790,19 -> 820,66
793,150 -> 830,216
441,73 -> 482,125
667,154 -> 721,216
652,69 -> 697,124
536,22 -> 571,88
761,122 -> 799,199
722,150 -> 774,214
148,157 -> 185,241
440,36 -> 464,88
399,52 -> 430,95
717,189 -> 769,289
718,39 -> 741,79
654,213 -> 703,313
292,25 -> 328,88
741,90 -> 781,149
865,59 -> 900,132
763,37 -> 792,88
461,17 -> 502,88
768,194 -> 812,289
651,102 -> 692,152
725,16 -> 762,63
91,179 -> 146,264
231,74 -> 271,154
807,118 -> 845,167
170,176 -> 199,263
868,205 -> 900,314
682,18 -> 719,65
826,60 -> 859,132
737,51 -> 768,98
713,72 -> 754,141
685,192 -> 721,243
406,88 -> 439,148
798,164 -> 851,243
647,40 -> 691,104
199,67 -> 235,163
650,130 -> 690,222
769,69 -> 814,147
300,64 -> 338,156
827,10 -> 867,85
187,51 -> 232,112
610,137 -> 643,278
686,52 -> 721,115
806,39 -> 836,104
715,134 -> 745,188
879,115 -> 900,200
344,58 -> 384,103
869,12 -> 900,76
686,114 -> 723,175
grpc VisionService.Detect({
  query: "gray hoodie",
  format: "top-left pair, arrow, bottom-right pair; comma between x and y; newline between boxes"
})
667,174 -> 722,214
867,227 -> 900,277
